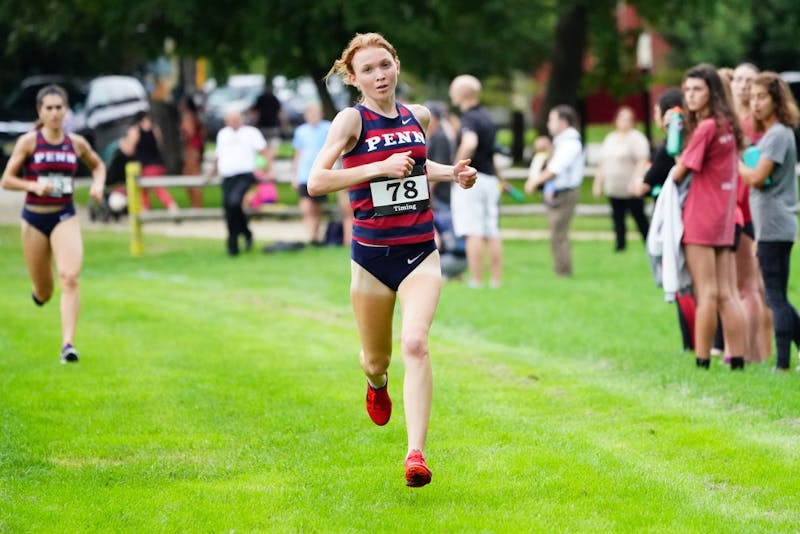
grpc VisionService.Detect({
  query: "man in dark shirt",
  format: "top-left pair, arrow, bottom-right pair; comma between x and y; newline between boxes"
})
632,88 -> 682,198
449,74 -> 502,288
250,84 -> 287,167
425,101 -> 465,280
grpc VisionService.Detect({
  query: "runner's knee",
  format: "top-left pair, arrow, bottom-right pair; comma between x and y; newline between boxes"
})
57,267 -> 80,291
401,329 -> 429,361
360,350 -> 390,376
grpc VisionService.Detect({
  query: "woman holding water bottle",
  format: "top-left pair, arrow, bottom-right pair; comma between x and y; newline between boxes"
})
1,84 -> 106,364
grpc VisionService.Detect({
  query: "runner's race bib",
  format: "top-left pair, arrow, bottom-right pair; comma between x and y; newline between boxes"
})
369,164 -> 429,217
38,174 -> 74,197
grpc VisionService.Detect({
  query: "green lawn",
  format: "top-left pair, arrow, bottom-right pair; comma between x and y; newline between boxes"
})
1,225 -> 799,532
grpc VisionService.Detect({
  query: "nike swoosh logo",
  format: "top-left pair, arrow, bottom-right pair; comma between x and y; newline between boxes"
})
407,251 -> 426,264
402,117 -> 412,125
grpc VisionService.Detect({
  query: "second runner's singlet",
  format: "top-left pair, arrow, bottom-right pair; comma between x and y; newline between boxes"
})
24,130 -> 79,207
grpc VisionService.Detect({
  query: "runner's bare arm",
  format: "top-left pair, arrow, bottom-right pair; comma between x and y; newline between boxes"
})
407,103 -> 477,189
308,107 -> 414,195
0,133 -> 51,195
426,159 -> 477,189
71,133 -> 106,201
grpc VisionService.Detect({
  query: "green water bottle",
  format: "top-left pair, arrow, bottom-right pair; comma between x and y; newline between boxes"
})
666,107 -> 684,157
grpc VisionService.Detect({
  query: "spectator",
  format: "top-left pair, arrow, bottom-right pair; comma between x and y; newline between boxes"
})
425,101 -> 465,279
731,63 -> 760,141
727,62 -> 774,363
250,83 -> 288,168
634,88 -> 698,352
671,64 -> 748,370
179,94 -> 206,207
632,89 -> 683,198
593,106 -> 651,251
134,111 -> 178,213
738,71 -> 800,371
98,122 -> 141,219
291,102 -> 331,244
208,108 -> 270,256
449,74 -> 503,288
527,135 -> 554,203
524,105 -> 584,277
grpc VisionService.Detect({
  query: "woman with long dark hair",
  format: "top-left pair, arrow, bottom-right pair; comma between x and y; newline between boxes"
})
671,64 -> 748,369
1,85 -> 106,363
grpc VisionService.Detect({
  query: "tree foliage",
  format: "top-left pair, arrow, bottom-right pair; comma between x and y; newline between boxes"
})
0,0 -> 553,95
2,0 -> 798,121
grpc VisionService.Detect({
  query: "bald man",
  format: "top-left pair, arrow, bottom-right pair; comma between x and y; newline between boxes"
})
209,107 -> 270,255
449,74 -> 502,288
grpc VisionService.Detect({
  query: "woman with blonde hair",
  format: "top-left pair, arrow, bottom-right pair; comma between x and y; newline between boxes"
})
726,63 -> 774,363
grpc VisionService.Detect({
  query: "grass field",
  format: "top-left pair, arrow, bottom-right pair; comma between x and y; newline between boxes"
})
1,224 -> 799,533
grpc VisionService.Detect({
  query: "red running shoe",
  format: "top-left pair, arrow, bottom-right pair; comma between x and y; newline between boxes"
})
404,449 -> 432,487
366,379 -> 391,426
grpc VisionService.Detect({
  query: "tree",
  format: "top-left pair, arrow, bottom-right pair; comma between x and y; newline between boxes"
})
532,0 -> 765,134
534,2 -> 590,134
0,0 -> 554,117
245,0 -> 554,117
746,0 -> 800,71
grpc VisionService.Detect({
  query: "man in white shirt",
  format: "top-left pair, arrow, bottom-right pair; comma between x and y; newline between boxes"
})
524,105 -> 584,276
209,108 -> 270,255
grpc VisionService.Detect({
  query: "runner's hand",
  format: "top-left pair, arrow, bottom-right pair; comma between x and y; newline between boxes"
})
89,181 -> 104,202
454,159 -> 477,189
29,181 -> 53,196
381,151 -> 415,179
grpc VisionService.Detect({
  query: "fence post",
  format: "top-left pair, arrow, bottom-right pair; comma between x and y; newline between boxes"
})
125,162 -> 144,257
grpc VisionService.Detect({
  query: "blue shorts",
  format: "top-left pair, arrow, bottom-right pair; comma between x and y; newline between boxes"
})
22,204 -> 77,238
351,240 -> 437,291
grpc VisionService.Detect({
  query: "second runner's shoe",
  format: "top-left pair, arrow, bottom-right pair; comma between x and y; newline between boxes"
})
60,344 -> 79,364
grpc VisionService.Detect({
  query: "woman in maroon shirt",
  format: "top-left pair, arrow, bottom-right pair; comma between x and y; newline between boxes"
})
671,64 -> 748,370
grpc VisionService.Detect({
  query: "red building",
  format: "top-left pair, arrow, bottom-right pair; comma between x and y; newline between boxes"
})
533,3 -> 672,127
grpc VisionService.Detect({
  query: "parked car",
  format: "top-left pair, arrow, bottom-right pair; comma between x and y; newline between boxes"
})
0,74 -> 148,171
204,76 -> 265,140
81,75 -> 149,157
0,75 -> 89,169
272,74 -> 351,126
203,74 -> 351,140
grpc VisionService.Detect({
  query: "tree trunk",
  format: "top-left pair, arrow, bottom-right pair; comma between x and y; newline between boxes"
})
511,110 -> 525,164
534,5 -> 588,134
312,73 -> 338,120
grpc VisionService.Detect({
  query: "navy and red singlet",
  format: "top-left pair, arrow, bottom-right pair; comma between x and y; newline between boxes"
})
24,130 -> 79,206
342,103 -> 434,246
